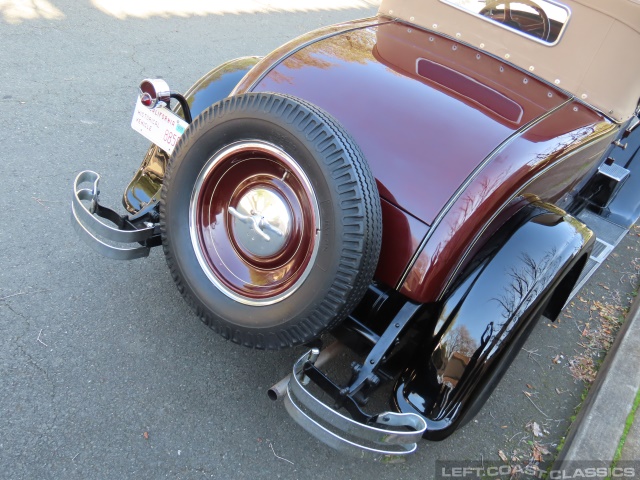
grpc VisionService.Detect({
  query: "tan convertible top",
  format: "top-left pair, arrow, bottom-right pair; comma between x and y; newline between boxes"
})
378,0 -> 640,122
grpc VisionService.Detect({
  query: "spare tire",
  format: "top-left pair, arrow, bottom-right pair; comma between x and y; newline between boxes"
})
160,93 -> 382,350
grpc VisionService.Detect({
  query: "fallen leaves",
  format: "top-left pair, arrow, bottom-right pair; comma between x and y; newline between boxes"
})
569,354 -> 596,383
497,439 -> 552,475
532,442 -> 550,462
500,431 -> 550,472
569,296 -> 627,383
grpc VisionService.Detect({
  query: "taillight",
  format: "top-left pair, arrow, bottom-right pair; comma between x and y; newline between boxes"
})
138,79 -> 170,109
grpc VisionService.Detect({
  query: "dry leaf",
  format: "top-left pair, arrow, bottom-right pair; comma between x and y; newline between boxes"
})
532,449 -> 543,462
143,432 -> 149,440
536,443 -> 550,455
526,384 -> 534,389
530,421 -> 544,437
498,450 -> 508,462
532,442 -> 551,462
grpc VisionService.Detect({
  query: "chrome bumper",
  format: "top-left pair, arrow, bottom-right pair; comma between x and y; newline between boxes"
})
284,350 -> 427,461
72,171 -> 157,260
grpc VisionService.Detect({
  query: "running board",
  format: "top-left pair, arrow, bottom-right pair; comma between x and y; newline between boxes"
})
568,210 -> 629,301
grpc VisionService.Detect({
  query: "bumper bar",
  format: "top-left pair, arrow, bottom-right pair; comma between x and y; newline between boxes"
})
284,350 -> 427,461
72,171 -> 158,260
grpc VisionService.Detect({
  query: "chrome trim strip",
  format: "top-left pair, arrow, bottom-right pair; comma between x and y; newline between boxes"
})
284,351 -> 427,459
72,171 -> 153,260
395,97 -> 574,290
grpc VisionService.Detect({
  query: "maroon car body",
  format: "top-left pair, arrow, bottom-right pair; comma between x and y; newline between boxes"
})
234,18 -> 615,300
72,0 -> 640,460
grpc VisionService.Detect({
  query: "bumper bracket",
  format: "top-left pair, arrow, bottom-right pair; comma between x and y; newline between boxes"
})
72,170 -> 159,260
284,350 -> 427,461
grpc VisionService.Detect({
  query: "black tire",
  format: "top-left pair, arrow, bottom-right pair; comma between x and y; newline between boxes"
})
160,93 -> 382,350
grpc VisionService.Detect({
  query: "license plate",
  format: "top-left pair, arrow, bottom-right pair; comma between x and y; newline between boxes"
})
131,98 -> 189,155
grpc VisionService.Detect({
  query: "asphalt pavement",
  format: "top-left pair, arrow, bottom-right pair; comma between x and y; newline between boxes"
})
1,1 -> 639,479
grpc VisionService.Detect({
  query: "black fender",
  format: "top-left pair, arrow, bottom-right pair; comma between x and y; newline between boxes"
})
393,201 -> 594,440
123,56 -> 262,216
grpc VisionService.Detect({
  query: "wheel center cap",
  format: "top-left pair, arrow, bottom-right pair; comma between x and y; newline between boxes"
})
229,187 -> 292,257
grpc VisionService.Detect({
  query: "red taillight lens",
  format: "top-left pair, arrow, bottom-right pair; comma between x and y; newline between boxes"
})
140,92 -> 153,107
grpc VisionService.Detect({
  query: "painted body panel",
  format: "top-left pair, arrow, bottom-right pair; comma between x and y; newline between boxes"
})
231,18 -> 385,96
394,203 -> 594,439
400,102 -> 616,302
246,22 -> 567,226
376,199 -> 429,283
183,57 -> 262,120
238,19 -> 614,295
122,18 -> 617,305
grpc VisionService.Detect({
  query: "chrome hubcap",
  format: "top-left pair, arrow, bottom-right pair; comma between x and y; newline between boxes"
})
229,187 -> 292,257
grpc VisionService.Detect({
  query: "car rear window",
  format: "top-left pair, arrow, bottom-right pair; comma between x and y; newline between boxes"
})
442,0 -> 571,45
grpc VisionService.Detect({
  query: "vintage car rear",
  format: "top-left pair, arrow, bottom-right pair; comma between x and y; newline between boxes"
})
72,0 -> 640,459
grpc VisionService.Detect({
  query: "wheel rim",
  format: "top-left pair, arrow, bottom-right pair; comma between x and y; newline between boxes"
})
189,141 -> 320,307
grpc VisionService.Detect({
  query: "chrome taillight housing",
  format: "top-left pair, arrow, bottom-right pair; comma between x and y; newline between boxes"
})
139,78 -> 171,108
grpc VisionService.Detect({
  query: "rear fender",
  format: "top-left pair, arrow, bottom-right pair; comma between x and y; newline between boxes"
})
393,201 -> 594,440
123,57 -> 262,217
